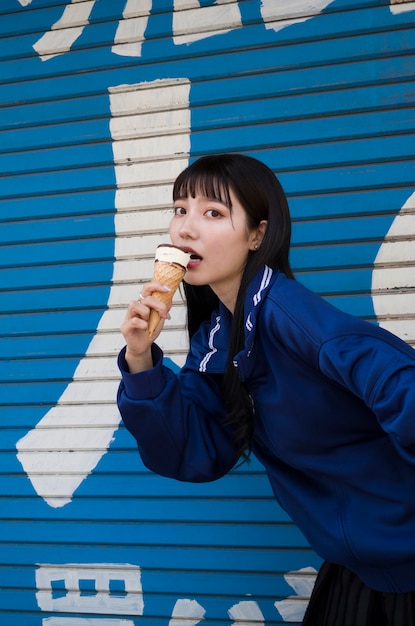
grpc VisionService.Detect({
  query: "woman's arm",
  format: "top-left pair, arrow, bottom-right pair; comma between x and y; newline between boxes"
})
117,343 -> 239,482
319,331 -> 415,463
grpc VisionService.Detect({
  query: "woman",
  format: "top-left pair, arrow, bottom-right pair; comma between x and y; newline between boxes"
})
117,153 -> 415,625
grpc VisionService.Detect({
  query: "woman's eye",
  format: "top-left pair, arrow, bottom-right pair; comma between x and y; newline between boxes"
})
173,206 -> 186,215
206,209 -> 222,218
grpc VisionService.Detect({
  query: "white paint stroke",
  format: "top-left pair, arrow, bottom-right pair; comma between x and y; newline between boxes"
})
16,78 -> 191,508
112,0 -> 152,57
371,191 -> 415,342
36,563 -> 143,616
274,567 -> 318,622
390,1 -> 415,14
30,0 -> 413,63
33,0 -> 97,61
228,600 -> 264,625
169,599 -> 206,625
173,0 -> 242,45
261,0 -> 333,32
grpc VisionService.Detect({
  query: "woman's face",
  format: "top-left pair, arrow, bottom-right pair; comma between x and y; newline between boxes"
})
169,188 -> 259,312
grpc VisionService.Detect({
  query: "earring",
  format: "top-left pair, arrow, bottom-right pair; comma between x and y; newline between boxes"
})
254,243 -> 259,250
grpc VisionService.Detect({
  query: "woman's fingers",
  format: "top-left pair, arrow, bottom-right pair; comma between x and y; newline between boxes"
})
139,281 -> 171,300
132,282 -> 172,320
122,285 -> 171,330
120,281 -> 173,351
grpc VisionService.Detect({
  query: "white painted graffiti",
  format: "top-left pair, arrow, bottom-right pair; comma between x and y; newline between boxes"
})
35,564 -> 317,623
274,567 -> 319,622
19,0 -> 413,61
371,191 -> 415,340
36,563 -> 143,616
29,0 -> 338,61
16,77 -> 191,508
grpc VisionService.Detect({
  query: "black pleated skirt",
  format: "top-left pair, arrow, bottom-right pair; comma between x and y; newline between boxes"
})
302,562 -> 415,626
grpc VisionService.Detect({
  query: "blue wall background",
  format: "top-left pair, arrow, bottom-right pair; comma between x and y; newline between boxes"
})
1,1 -> 414,623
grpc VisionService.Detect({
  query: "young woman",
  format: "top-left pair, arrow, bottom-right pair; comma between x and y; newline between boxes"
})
117,153 -> 415,625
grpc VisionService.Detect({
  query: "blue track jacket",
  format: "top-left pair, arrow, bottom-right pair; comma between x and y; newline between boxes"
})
118,266 -> 415,593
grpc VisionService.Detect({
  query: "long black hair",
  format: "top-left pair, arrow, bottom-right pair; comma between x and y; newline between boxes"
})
173,153 -> 294,459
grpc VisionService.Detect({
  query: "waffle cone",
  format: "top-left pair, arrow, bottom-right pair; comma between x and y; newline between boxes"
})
147,261 -> 186,337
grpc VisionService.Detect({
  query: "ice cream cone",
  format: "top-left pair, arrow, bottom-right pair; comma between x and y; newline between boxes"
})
147,245 -> 191,337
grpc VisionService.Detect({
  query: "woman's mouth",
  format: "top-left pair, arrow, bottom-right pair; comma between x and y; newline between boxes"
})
186,254 -> 202,270
181,248 -> 202,264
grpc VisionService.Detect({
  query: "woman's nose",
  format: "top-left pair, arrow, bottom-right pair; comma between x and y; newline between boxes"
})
178,214 -> 197,239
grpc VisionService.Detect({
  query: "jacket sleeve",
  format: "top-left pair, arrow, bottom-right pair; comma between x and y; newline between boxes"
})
318,329 -> 415,464
117,343 -> 239,482
268,276 -> 415,464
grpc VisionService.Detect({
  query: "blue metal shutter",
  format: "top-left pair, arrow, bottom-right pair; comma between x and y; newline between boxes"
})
0,1 -> 414,624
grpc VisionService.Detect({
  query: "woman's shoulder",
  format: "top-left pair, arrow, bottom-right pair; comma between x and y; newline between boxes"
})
264,272 -> 415,360
263,271 -> 336,325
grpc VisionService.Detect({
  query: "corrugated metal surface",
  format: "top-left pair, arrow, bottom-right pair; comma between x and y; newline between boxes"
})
0,0 -> 414,623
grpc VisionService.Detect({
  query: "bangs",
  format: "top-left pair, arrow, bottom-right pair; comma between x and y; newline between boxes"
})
173,160 -> 232,208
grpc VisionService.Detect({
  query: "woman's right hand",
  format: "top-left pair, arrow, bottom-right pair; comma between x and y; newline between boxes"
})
120,281 -> 172,373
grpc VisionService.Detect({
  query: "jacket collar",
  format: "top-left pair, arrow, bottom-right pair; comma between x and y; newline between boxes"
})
196,266 -> 276,376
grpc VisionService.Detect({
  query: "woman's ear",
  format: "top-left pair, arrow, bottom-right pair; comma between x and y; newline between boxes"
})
250,220 -> 268,250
